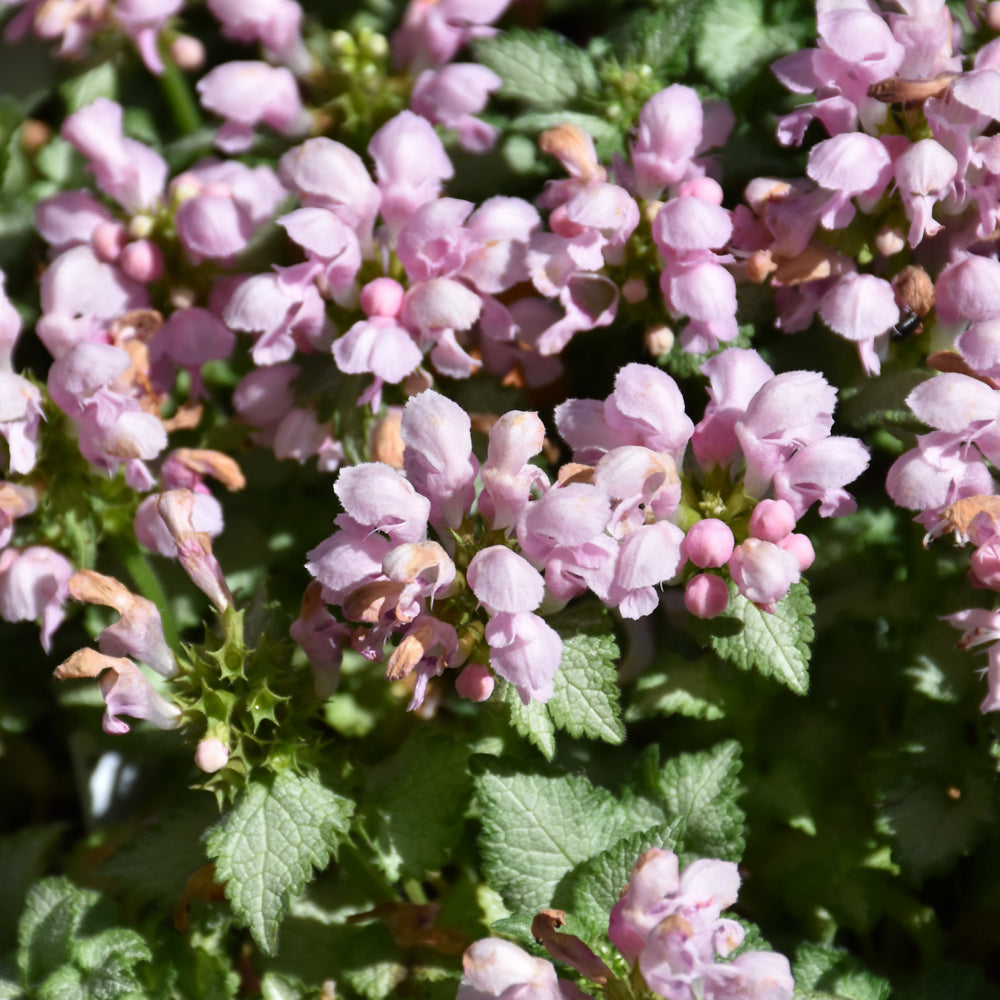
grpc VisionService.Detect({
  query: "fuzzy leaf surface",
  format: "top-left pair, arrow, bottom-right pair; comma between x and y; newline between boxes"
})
205,770 -> 354,955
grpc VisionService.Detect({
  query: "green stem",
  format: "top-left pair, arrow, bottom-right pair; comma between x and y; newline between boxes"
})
158,43 -> 202,137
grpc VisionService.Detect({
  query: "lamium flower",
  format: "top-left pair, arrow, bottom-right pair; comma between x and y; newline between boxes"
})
0,546 -> 74,652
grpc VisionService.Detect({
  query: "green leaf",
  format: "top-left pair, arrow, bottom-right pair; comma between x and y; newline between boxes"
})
794,943 -> 892,1000
0,824 -> 65,949
473,30 -> 599,108
17,878 -> 92,988
366,728 -> 472,881
551,821 -> 685,947
500,680 -> 556,760
700,581 -> 813,695
205,770 -> 354,955
694,0 -> 807,93
474,759 -> 664,936
644,742 -> 746,861
548,604 -> 624,746
607,4 -> 701,77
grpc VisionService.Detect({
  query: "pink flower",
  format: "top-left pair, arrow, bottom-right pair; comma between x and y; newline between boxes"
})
484,610 -> 562,704
410,64 -> 502,152
728,538 -> 801,611
0,546 -> 74,652
197,61 -> 306,153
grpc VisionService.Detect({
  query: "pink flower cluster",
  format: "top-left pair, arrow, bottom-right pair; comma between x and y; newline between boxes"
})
459,847 -> 794,1000
730,0 -> 1000,373
300,352 -> 867,708
1,0 -> 308,75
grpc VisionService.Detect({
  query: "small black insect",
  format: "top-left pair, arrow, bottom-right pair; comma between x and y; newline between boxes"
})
890,308 -> 922,341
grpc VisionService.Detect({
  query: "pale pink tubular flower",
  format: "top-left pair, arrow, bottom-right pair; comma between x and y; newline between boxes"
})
54,648 -> 181,734
114,0 -> 184,75
401,390 -> 478,530
477,410 -> 549,532
368,111 -> 454,232
818,272 -> 899,375
392,0 -> 511,73
483,610 -> 562,704
893,138 -> 958,246
69,569 -> 175,676
197,61 -> 307,154
0,546 -> 74,652
946,608 -> 1000,713
630,84 -> 705,199
728,537 -> 801,612
457,937 -> 584,1000
62,99 -> 167,213
410,64 -> 502,152
206,0 -> 309,73
0,372 -> 44,475
156,490 -> 233,610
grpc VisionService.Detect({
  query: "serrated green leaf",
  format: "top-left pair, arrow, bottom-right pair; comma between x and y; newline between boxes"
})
0,824 -> 65,949
71,927 -> 151,975
551,821 -> 685,946
474,30 -> 599,108
366,728 -> 472,882
607,5 -> 700,77
839,367 -> 931,431
474,760 -> 664,936
500,680 -> 556,760
648,742 -> 746,861
17,878 -> 93,988
205,770 -> 354,955
548,605 -> 624,745
694,0 -> 807,93
794,943 -> 892,1000
704,582 -> 813,694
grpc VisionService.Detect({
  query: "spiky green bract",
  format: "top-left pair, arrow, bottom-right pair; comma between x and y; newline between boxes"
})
205,769 -> 354,956
13,877 -> 151,1000
474,741 -> 745,940
172,598 -> 320,806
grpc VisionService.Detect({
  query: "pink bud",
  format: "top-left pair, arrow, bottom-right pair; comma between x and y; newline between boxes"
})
92,221 -> 127,262
684,573 -> 730,619
748,499 -> 795,542
360,277 -> 405,318
170,34 -> 205,71
195,737 -> 229,772
455,663 -> 494,701
120,239 -> 164,282
779,532 -> 815,571
683,518 -> 734,568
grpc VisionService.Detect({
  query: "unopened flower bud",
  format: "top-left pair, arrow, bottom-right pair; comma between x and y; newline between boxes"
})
92,220 -> 126,262
779,532 -> 815,571
195,737 -> 229,773
455,663 -> 494,701
360,277 -> 405,318
684,573 -> 729,619
403,369 -> 434,396
645,325 -> 674,356
20,119 -> 51,155
676,177 -> 724,204
622,277 -> 648,303
120,239 -> 164,283
748,499 -> 795,543
683,518 -> 734,568
170,34 -> 205,71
